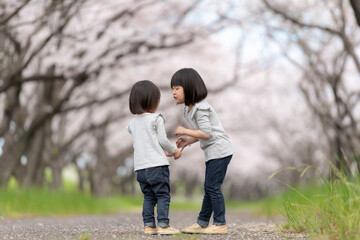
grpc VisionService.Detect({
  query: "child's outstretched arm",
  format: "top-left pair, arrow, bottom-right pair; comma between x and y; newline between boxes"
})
156,115 -> 181,159
175,108 -> 212,140
174,126 -> 210,140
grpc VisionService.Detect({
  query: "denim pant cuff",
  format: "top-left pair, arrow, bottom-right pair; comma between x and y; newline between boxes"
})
158,221 -> 169,228
197,219 -> 209,228
213,221 -> 226,226
144,222 -> 156,228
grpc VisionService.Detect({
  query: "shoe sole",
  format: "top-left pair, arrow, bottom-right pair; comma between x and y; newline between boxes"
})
158,231 -> 180,235
203,231 -> 228,234
181,230 -> 205,234
144,232 -> 157,235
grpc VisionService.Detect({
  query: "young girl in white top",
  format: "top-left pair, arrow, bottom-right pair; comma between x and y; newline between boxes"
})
171,68 -> 234,235
128,80 -> 181,235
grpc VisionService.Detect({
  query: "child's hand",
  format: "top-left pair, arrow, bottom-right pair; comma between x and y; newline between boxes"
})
176,137 -> 189,151
173,148 -> 182,160
164,150 -> 173,157
174,126 -> 187,136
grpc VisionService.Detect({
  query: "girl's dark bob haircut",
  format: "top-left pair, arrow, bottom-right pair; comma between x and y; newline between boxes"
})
170,68 -> 207,106
129,80 -> 160,114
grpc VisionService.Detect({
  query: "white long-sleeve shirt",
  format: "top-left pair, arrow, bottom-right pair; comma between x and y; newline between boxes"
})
128,113 -> 176,171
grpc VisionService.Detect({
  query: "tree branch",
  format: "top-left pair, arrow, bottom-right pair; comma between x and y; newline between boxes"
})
0,74 -> 66,93
61,88 -> 129,113
262,0 -> 360,74
96,0 -> 160,39
350,0 -> 360,26
0,0 -> 31,26
23,71 -> 88,142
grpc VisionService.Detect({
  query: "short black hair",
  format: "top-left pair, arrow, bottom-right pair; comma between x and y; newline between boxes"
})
129,80 -> 160,114
170,68 -> 207,106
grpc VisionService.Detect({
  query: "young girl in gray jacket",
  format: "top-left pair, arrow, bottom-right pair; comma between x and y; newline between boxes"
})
171,68 -> 234,235
128,80 -> 181,235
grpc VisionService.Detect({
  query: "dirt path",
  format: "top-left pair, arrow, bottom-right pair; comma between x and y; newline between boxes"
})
0,210 -> 308,240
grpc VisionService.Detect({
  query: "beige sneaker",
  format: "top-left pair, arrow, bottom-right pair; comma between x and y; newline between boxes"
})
144,226 -> 157,235
203,225 -> 228,234
157,226 -> 180,235
181,223 -> 206,234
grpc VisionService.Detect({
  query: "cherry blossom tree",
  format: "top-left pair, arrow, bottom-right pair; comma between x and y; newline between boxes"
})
0,0 -> 227,193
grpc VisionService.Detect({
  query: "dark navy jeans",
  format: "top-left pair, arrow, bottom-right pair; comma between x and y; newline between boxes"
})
136,165 -> 170,228
197,155 -> 232,227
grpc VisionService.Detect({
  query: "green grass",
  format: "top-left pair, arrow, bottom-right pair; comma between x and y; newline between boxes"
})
0,175 -> 326,220
0,187 -> 144,218
0,177 -> 143,217
0,177 -> 286,219
0,180 -> 317,219
0,187 -> 208,218
0,177 -> 205,218
270,158 -> 360,239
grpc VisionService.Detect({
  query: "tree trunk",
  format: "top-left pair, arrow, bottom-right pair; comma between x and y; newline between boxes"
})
50,162 -> 63,190
20,128 -> 46,187
0,133 -> 23,186
34,163 -> 46,187
88,128 -> 113,196
170,181 -> 177,195
350,0 -> 360,26
75,163 -> 85,192
0,86 -> 24,186
185,175 -> 198,198
89,165 -> 112,196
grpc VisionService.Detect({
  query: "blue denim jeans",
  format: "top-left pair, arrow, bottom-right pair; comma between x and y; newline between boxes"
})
197,155 -> 232,227
136,165 -> 170,228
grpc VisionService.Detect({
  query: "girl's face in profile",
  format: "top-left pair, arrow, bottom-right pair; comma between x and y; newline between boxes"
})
172,86 -> 185,104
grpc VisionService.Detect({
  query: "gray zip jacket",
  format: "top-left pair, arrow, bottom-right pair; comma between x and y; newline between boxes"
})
184,100 -> 234,161
128,113 -> 176,171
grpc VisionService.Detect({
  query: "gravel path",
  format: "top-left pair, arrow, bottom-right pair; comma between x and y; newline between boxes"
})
0,210 -> 308,240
